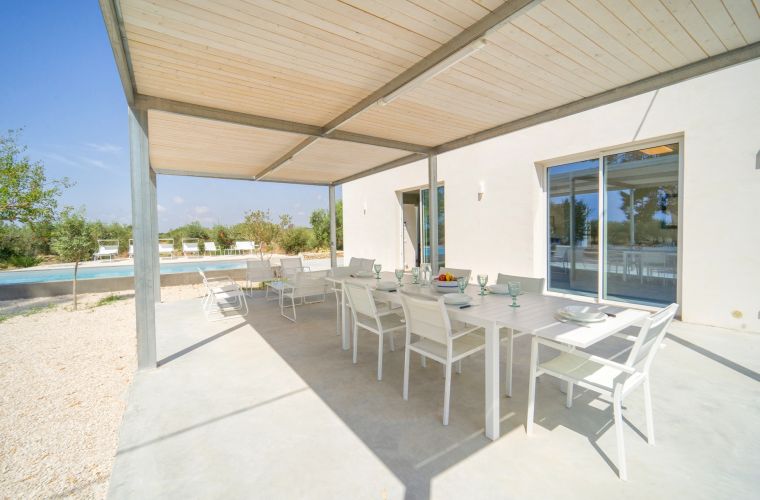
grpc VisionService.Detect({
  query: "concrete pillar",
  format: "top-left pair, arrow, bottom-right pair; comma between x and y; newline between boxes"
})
329,184 -> 337,269
129,106 -> 157,370
428,154 -> 439,275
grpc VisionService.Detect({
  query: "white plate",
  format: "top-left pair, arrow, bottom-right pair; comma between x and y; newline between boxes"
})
486,284 -> 509,294
376,281 -> 398,291
354,271 -> 374,278
557,306 -> 606,322
443,293 -> 472,305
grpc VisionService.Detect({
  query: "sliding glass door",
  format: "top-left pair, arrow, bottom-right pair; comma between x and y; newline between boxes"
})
421,186 -> 445,268
604,144 -> 679,304
547,142 -> 680,306
547,160 -> 599,296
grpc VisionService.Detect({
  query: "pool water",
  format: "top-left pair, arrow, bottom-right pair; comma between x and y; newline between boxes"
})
0,260 -> 247,285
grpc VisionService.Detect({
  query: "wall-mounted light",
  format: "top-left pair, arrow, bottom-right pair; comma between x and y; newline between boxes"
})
478,181 -> 485,202
363,201 -> 367,215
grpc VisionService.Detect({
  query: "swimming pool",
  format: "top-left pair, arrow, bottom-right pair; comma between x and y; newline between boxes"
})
0,260 -> 248,285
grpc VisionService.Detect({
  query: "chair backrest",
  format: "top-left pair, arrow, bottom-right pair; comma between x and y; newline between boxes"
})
235,241 -> 254,251
197,268 -> 208,282
246,259 -> 274,281
280,257 -> 304,279
343,282 -> 380,322
496,274 -> 545,293
205,241 -> 217,251
625,303 -> 679,374
97,239 -> 119,254
182,238 -> 199,251
438,267 -> 471,283
349,257 -> 375,272
290,270 -> 328,297
400,293 -> 451,345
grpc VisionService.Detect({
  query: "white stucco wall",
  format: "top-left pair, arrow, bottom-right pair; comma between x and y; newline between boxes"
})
343,59 -> 760,332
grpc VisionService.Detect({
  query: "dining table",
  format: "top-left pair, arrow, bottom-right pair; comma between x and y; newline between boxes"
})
326,271 -> 649,440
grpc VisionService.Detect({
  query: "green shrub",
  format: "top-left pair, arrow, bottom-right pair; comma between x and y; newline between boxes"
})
7,254 -> 41,268
278,227 -> 312,254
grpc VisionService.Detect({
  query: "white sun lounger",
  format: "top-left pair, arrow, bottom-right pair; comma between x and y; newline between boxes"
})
204,241 -> 219,255
93,239 -> 119,261
182,238 -> 200,257
158,239 -> 174,259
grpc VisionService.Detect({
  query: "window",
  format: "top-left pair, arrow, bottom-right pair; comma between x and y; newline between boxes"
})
547,142 -> 680,306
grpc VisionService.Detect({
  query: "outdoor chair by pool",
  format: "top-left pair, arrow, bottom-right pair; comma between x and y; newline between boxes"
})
279,256 -> 309,280
229,241 -> 256,254
278,270 -> 328,322
344,282 -> 405,381
203,241 -> 218,255
197,269 -> 248,320
526,303 -> 679,480
245,259 -> 275,298
158,239 -> 174,259
182,238 -> 200,257
93,239 -> 119,261
400,293 -> 485,426
496,273 -> 546,397
128,239 -> 134,258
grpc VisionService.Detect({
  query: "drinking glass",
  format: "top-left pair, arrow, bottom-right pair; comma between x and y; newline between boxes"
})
422,263 -> 431,285
477,274 -> 488,295
373,263 -> 382,279
508,281 -> 521,308
457,276 -> 467,294
395,268 -> 404,286
411,266 -> 420,284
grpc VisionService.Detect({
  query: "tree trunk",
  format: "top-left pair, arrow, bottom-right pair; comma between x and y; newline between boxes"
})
73,261 -> 78,310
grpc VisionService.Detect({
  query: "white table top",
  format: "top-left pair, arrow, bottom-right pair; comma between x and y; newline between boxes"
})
331,272 -> 649,348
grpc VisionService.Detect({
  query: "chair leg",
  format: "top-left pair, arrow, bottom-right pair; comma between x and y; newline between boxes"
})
613,388 -> 628,480
388,331 -> 395,352
403,346 -> 411,400
443,360 -> 453,426
352,324 -> 359,364
505,329 -> 514,397
421,355 -> 427,368
377,333 -> 384,381
526,336 -> 539,435
643,377 -> 655,445
456,360 -> 462,374
566,382 -> 574,408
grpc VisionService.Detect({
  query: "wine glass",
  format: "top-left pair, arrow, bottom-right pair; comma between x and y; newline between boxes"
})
373,263 -> 382,279
457,276 -> 467,294
507,281 -> 521,308
477,274 -> 488,295
411,266 -> 420,284
394,268 -> 404,286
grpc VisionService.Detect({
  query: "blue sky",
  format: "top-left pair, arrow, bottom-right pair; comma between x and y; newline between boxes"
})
0,2 -> 338,231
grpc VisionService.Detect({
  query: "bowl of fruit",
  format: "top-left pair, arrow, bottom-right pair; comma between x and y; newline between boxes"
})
433,272 -> 460,292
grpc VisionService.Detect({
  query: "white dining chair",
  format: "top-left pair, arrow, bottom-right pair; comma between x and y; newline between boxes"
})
496,274 -> 546,397
344,282 -> 405,381
526,303 -> 679,480
400,293 -> 485,425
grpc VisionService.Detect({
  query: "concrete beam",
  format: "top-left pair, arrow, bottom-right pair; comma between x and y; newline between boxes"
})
133,94 -> 430,154
335,154 -> 427,185
329,185 -> 337,269
99,0 -> 135,105
129,106 -> 157,370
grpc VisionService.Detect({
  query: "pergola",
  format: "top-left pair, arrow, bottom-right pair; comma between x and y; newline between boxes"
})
99,0 -> 760,370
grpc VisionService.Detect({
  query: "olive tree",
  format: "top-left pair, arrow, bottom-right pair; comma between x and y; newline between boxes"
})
51,208 -> 95,310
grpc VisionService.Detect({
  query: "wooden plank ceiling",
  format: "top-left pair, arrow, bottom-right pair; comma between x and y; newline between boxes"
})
115,0 -> 760,184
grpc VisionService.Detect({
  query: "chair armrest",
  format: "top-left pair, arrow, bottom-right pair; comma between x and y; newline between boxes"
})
451,326 -> 484,340
536,338 -> 637,374
612,332 -> 639,342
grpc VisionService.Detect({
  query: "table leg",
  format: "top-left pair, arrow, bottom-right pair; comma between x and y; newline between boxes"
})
485,323 -> 500,440
341,286 -> 350,350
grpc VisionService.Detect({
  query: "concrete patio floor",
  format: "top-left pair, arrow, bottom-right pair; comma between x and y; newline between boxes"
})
108,293 -> 760,499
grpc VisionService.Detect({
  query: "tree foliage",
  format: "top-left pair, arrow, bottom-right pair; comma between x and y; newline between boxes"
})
50,208 -> 96,310
0,130 -> 70,226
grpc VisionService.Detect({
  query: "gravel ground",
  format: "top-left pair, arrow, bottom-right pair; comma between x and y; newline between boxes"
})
0,285 -> 203,499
